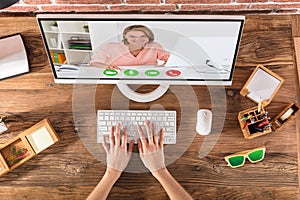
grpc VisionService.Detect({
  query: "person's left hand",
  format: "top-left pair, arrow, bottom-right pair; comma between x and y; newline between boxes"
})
102,123 -> 134,174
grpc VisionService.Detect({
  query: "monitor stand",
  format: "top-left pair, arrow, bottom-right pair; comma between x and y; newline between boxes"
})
117,82 -> 170,102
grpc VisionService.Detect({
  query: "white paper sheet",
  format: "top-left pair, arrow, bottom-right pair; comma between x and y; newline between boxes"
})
246,68 -> 281,102
26,126 -> 54,154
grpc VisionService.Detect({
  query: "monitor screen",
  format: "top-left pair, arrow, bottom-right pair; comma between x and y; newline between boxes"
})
36,14 -> 244,85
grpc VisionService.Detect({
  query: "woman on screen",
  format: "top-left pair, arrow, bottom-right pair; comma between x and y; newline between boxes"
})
89,25 -> 170,70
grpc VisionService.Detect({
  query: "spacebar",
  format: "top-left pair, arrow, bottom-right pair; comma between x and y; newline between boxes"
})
98,134 -> 176,144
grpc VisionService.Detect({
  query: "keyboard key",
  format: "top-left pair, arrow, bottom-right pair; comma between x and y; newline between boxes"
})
99,126 -> 108,131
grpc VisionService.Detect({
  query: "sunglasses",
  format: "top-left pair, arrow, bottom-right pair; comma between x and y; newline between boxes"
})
224,147 -> 266,168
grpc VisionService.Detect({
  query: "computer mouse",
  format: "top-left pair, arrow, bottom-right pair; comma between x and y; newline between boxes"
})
196,109 -> 212,136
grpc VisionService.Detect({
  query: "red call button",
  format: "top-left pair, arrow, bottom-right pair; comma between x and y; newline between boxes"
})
166,70 -> 181,77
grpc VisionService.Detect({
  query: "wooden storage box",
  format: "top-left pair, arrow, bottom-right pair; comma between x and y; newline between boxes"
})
238,64 -> 285,139
238,106 -> 272,139
0,118 -> 59,176
271,102 -> 300,131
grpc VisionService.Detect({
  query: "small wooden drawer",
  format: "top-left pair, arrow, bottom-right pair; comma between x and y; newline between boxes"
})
0,137 -> 35,176
271,102 -> 300,131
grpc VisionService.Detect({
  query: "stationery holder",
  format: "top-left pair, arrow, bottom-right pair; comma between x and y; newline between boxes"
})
238,64 -> 285,139
0,118 -> 59,176
238,106 -> 272,139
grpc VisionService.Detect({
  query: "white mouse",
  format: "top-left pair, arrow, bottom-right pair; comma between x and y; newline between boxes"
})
196,109 -> 212,135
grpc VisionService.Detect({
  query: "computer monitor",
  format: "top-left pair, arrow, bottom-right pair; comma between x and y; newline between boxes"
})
37,14 -> 244,101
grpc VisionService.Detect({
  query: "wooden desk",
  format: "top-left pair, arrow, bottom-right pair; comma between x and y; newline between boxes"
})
0,15 -> 299,199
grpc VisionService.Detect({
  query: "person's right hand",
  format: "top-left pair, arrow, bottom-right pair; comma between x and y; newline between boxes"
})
106,65 -> 121,70
137,120 -> 166,172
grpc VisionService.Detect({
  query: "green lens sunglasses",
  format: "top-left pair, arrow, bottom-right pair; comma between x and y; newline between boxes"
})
224,147 -> 266,168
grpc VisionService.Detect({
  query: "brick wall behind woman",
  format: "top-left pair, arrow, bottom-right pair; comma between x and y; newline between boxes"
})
2,0 -> 300,14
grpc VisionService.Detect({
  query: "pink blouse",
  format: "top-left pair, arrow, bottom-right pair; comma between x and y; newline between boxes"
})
90,42 -> 170,67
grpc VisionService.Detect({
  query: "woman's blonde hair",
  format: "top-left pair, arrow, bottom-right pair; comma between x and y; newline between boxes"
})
122,25 -> 154,44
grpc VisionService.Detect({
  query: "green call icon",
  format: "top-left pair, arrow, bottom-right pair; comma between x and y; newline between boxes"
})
103,69 -> 118,76
124,69 -> 139,76
145,70 -> 160,76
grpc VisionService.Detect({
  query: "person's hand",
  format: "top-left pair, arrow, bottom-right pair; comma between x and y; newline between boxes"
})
106,65 -> 121,70
137,120 -> 165,173
102,124 -> 134,175
89,62 -> 121,70
158,61 -> 167,66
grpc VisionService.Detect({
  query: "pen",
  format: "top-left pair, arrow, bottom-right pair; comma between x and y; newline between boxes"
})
258,97 -> 262,113
242,121 -> 249,130
241,115 -> 250,121
256,119 -> 269,128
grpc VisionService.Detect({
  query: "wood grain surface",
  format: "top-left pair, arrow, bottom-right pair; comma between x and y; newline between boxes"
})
0,15 -> 299,200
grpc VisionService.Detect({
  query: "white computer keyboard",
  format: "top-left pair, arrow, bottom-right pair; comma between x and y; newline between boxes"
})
97,110 -> 176,144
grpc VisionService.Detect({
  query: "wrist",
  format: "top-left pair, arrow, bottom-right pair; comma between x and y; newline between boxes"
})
151,167 -> 168,179
105,168 -> 122,181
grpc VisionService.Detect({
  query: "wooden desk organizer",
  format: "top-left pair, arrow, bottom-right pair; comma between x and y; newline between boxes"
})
271,102 -> 300,131
0,119 -> 59,176
238,64 -> 286,139
238,106 -> 272,139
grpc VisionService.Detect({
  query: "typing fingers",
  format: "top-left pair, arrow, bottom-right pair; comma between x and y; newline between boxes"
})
121,126 -> 128,148
102,135 -> 109,153
128,139 -> 135,154
137,139 -> 143,154
115,123 -> 121,146
153,132 -> 159,146
146,120 -> 153,144
152,122 -> 159,145
159,128 -> 165,149
137,124 -> 147,145
109,125 -> 115,146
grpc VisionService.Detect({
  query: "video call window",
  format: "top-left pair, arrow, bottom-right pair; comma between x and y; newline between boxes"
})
37,15 -> 244,84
